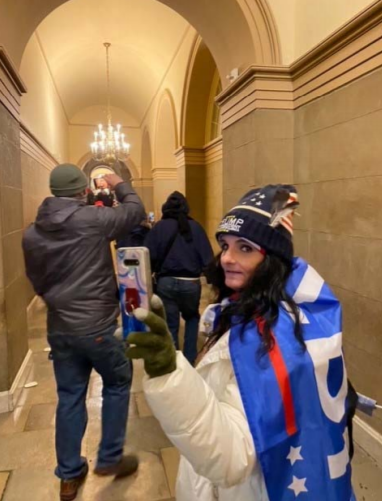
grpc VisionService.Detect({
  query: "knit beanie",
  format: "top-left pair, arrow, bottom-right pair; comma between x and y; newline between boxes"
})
50,164 -> 88,197
216,184 -> 299,260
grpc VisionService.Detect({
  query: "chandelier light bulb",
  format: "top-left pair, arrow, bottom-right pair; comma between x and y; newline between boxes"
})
91,43 -> 130,164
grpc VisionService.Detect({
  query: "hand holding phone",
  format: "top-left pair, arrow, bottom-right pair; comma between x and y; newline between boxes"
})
103,173 -> 124,190
126,296 -> 177,378
116,247 -> 152,339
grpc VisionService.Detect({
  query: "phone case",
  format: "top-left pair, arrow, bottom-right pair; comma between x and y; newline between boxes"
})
116,247 -> 152,338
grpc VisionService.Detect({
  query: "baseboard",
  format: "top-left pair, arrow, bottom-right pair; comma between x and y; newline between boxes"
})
0,349 -> 33,413
354,415 -> 382,469
26,294 -> 39,314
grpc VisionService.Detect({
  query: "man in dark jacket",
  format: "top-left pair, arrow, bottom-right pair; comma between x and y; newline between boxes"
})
22,164 -> 145,501
144,192 -> 213,366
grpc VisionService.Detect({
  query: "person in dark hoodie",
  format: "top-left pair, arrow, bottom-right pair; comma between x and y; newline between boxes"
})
144,191 -> 213,366
115,217 -> 151,249
22,164 -> 145,501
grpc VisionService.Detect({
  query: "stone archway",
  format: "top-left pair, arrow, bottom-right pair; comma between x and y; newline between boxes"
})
82,158 -> 133,184
176,37 -> 222,232
152,90 -> 178,218
139,128 -> 154,212
0,0 -> 281,76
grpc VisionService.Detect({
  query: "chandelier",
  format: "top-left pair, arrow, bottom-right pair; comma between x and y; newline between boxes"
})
91,43 -> 130,164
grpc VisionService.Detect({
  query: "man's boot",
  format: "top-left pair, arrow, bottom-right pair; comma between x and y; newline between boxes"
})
94,454 -> 139,478
60,460 -> 89,501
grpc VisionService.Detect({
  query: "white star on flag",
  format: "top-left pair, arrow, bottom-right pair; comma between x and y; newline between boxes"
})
288,476 -> 308,497
260,194 -> 265,199
287,446 -> 303,465
256,201 -> 262,206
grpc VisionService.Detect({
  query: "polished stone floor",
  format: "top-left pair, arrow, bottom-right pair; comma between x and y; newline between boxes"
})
0,298 -> 381,500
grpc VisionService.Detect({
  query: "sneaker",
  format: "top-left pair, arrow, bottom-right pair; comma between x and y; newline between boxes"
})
60,460 -> 89,501
94,454 -> 139,478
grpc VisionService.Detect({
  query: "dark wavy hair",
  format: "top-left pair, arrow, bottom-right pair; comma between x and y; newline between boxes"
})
204,252 -> 304,353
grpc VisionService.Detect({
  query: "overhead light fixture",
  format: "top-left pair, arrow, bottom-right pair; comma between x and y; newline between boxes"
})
91,42 -> 130,164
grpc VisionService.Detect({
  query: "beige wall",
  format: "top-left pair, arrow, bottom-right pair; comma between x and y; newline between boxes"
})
294,0 -> 375,59
0,104 -> 28,392
222,109 -> 294,211
20,34 -> 69,163
222,67 -> 382,434
268,0 -> 375,63
185,164 -> 206,226
142,28 -> 197,176
205,159 -> 223,252
293,67 -> 382,435
21,152 -> 51,229
21,151 -> 51,305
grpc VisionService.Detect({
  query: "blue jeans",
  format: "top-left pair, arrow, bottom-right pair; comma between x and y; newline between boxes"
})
48,324 -> 132,480
157,277 -> 201,365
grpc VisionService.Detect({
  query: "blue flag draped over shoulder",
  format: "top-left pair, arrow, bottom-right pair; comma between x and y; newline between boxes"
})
229,258 -> 355,501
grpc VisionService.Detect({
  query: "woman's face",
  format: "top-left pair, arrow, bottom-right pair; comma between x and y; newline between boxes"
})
219,235 -> 265,291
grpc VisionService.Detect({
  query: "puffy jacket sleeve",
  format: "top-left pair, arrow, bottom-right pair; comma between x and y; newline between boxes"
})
22,229 -> 45,296
143,352 -> 256,488
97,181 -> 145,241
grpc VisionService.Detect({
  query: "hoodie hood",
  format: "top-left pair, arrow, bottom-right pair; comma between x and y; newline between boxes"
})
35,197 -> 85,232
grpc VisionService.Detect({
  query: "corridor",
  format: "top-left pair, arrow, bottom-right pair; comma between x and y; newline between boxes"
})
0,298 -> 380,501
0,299 -> 177,501
1,0 -> 382,499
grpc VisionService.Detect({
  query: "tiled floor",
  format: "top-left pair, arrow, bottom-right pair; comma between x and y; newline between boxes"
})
0,297 -> 381,500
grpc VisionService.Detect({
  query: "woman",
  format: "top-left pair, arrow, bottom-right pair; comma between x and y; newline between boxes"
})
127,184 -> 356,501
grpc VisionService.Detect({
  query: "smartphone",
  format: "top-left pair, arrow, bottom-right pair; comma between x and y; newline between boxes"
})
116,247 -> 152,339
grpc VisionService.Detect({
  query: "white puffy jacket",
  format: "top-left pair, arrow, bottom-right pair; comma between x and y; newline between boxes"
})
143,331 -> 269,501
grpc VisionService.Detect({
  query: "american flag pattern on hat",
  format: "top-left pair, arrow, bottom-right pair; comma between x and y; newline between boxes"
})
232,187 -> 298,235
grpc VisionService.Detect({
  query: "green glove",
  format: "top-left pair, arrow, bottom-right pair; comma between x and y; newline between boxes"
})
126,295 -> 177,378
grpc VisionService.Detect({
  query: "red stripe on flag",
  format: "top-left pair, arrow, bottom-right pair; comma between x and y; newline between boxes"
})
281,217 -> 293,230
256,318 -> 298,436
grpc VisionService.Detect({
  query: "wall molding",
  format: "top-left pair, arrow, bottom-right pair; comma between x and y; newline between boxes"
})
205,137 -> 223,165
175,146 -> 205,168
151,167 -> 177,181
132,178 -> 153,188
0,46 -> 27,120
0,349 -> 33,414
20,122 -> 58,171
216,0 -> 382,129
175,137 -> 223,168
354,415 -> 382,469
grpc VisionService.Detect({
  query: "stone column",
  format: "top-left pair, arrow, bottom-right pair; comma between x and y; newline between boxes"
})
175,147 -> 206,226
215,66 -> 294,212
151,168 -> 178,220
131,178 -> 154,214
0,47 -> 30,412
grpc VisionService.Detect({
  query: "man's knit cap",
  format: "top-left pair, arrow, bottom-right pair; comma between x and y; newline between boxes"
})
50,164 -> 88,197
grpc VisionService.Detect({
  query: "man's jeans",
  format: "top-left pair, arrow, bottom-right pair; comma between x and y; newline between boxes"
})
157,277 -> 201,365
48,324 -> 132,480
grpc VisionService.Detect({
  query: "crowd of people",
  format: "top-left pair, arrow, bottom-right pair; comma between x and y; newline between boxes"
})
22,163 -> 357,501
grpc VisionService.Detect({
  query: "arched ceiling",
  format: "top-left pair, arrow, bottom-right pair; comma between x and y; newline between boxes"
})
20,0 -> 189,122
2,0 -> 280,84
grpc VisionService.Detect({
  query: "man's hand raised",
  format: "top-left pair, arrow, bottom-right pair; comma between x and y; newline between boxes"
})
103,173 -> 124,190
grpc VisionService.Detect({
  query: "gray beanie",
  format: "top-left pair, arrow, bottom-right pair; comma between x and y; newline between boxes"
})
50,164 -> 88,197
